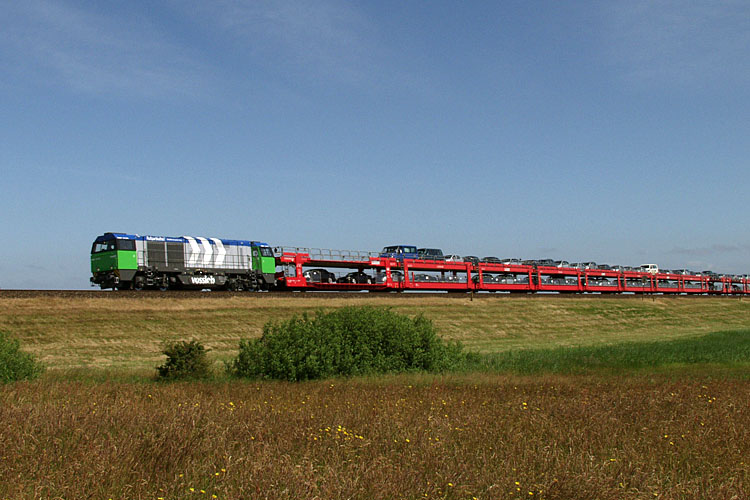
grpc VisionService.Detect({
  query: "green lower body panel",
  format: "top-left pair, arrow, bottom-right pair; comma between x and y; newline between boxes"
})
117,250 -> 138,269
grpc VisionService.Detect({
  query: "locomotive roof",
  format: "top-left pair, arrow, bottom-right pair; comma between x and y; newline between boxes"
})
95,232 -> 270,247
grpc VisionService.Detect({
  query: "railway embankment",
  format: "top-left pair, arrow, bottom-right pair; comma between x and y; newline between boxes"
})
1,292 -> 748,372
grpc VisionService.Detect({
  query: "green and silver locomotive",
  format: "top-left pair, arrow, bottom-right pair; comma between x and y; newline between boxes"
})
91,232 -> 276,290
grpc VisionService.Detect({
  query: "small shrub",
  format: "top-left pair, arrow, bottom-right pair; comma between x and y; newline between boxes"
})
0,331 -> 44,383
228,306 -> 465,381
157,340 -> 211,380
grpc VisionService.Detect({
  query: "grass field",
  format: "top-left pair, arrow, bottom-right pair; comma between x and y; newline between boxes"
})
2,293 -> 749,374
2,376 -> 748,499
1,293 -> 749,499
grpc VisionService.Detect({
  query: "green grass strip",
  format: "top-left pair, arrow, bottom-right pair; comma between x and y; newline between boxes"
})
466,329 -> 750,375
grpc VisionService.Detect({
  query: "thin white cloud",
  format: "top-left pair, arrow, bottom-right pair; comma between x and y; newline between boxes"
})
601,0 -> 750,89
178,0 -> 386,86
0,0 -> 209,97
1,1 -> 430,98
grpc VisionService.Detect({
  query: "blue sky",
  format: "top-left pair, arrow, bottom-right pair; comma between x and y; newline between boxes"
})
1,0 -> 749,289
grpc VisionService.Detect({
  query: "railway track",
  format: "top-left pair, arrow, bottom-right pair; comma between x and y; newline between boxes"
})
0,289 -> 740,300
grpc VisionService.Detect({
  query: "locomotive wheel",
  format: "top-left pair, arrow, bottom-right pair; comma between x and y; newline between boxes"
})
133,276 -> 145,291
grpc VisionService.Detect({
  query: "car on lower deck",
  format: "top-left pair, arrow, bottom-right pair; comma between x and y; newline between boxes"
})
375,270 -> 403,283
336,271 -> 373,284
303,268 -> 336,283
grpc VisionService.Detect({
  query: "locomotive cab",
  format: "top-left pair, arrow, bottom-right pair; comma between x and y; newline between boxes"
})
90,233 -> 139,289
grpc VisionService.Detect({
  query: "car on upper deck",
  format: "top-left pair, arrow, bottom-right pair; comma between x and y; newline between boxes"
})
535,259 -> 556,267
379,245 -> 418,260
640,264 -> 659,274
417,248 -> 445,261
463,256 -> 480,265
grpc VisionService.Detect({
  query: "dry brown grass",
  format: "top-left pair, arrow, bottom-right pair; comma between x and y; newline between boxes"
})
2,294 -> 748,498
1,294 -> 749,372
1,375 -> 747,499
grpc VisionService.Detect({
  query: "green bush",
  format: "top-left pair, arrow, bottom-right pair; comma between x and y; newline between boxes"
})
156,340 -> 211,380
0,331 -> 44,383
228,306 -> 465,381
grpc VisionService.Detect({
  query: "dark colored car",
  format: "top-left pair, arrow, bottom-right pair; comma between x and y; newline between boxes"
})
336,272 -> 373,284
463,256 -> 480,265
302,268 -> 336,283
673,269 -> 698,275
495,274 -> 516,284
550,277 -> 579,285
445,273 -> 466,283
481,256 -> 502,264
417,248 -> 445,261
413,273 -> 439,282
472,273 -> 497,284
535,259 -> 556,267
375,271 -> 404,283
473,273 -> 513,284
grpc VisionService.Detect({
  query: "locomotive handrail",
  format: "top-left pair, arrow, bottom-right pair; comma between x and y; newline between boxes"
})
274,246 -> 379,262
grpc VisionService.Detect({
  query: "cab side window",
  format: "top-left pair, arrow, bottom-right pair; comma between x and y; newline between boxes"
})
117,239 -> 135,251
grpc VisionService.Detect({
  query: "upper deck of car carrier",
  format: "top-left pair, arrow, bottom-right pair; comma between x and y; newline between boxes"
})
275,247 -> 750,295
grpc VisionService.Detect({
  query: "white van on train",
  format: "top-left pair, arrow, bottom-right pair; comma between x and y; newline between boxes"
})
640,264 -> 659,274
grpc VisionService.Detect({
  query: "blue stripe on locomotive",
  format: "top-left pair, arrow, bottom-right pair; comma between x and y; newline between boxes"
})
95,232 -> 270,248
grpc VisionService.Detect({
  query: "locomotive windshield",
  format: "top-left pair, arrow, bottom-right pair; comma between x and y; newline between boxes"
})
92,240 -> 116,253
91,238 -> 135,253
259,247 -> 273,257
